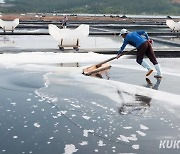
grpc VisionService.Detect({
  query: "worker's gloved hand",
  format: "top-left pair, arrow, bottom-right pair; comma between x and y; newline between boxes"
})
116,54 -> 122,59
117,49 -> 123,59
148,39 -> 153,44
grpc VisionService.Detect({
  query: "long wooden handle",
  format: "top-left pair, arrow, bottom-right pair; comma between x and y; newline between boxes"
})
95,48 -> 136,68
121,48 -> 136,55
96,56 -> 116,68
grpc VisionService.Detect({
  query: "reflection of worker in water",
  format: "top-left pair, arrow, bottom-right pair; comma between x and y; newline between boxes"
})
116,29 -> 162,78
118,78 -> 161,115
118,91 -> 151,115
145,78 -> 162,90
62,15 -> 68,28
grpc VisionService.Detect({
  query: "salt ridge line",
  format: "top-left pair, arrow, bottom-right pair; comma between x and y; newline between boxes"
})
0,53 -> 177,105
42,68 -> 180,106
112,64 -> 180,77
0,52 -> 114,67
71,72 -> 180,106
0,52 -> 178,104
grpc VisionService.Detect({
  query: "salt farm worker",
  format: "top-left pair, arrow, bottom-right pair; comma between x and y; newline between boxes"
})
116,29 -> 162,78
62,15 -> 68,28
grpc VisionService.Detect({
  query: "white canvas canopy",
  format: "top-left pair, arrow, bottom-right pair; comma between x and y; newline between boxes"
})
0,18 -> 19,32
166,19 -> 180,32
48,24 -> 89,50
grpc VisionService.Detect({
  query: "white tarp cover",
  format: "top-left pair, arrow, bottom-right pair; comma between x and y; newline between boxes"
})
48,24 -> 89,47
0,18 -> 19,32
166,19 -> 180,31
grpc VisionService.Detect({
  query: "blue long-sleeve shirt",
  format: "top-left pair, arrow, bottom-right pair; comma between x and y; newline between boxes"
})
118,30 -> 149,54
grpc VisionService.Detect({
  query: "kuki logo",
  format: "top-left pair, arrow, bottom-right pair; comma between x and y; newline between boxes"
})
159,140 -> 180,149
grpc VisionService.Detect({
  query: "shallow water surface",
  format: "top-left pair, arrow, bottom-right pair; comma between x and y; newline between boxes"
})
0,53 -> 179,154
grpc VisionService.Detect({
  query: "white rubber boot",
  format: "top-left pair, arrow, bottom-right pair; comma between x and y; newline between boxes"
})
141,61 -> 153,76
154,64 -> 162,78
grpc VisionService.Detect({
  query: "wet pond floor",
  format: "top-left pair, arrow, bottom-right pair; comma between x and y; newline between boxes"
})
0,52 -> 179,154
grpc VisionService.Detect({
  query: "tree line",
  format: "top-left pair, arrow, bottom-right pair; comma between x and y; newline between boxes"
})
1,0 -> 180,15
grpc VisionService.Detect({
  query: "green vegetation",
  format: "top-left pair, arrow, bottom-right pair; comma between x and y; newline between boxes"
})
1,0 -> 180,15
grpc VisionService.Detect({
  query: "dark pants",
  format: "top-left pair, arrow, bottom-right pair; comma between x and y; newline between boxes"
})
136,41 -> 158,65
62,21 -> 67,26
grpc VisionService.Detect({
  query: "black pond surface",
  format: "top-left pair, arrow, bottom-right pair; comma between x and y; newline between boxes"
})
0,56 -> 180,154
